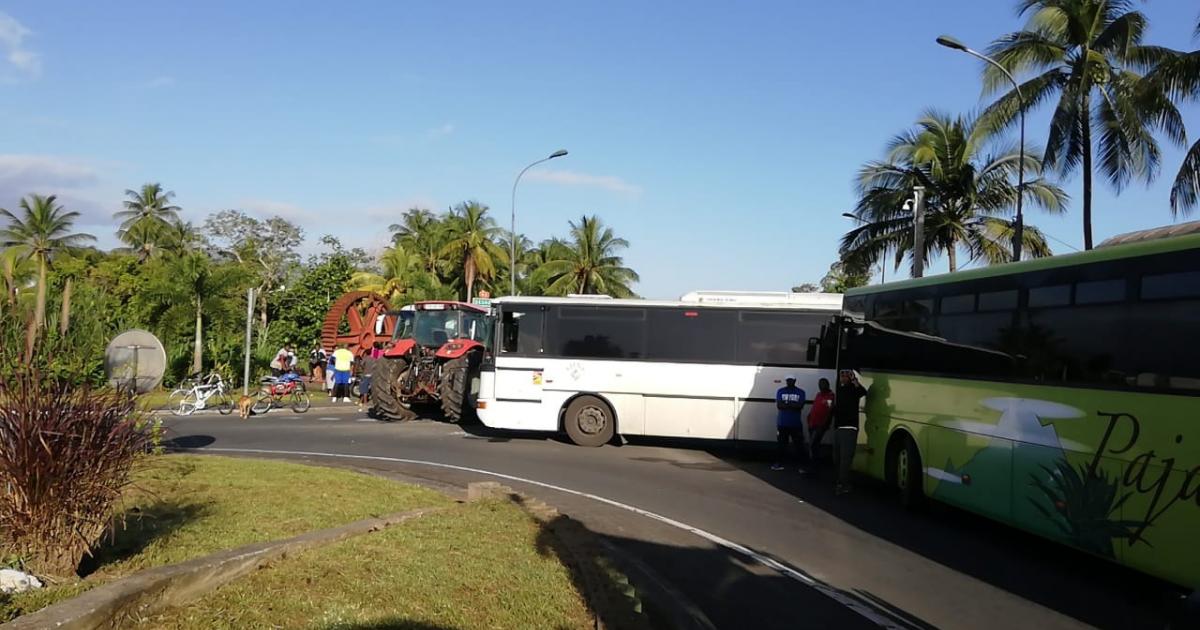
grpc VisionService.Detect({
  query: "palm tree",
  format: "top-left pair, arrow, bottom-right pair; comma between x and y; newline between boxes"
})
0,194 -> 96,360
841,111 -> 1067,274
163,219 -> 203,255
388,208 -> 437,246
347,245 -> 417,304
54,255 -> 89,336
115,218 -> 162,261
1143,22 -> 1200,215
114,183 -> 182,254
147,252 -> 244,375
531,215 -> 639,297
0,247 -> 34,314
981,0 -> 1184,249
440,201 -> 507,301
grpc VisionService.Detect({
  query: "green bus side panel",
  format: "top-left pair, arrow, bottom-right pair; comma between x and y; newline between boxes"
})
854,372 -> 1200,589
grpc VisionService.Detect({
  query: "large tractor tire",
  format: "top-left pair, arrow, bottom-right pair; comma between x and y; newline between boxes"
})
439,354 -> 476,423
371,357 -> 411,421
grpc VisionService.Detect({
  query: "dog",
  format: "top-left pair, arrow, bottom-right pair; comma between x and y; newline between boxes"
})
237,395 -> 254,419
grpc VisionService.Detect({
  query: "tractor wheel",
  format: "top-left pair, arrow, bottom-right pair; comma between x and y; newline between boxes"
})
439,354 -> 474,423
371,357 -> 409,420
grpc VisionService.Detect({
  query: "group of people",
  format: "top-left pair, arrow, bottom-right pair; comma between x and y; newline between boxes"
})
307,343 -> 381,405
774,369 -> 867,495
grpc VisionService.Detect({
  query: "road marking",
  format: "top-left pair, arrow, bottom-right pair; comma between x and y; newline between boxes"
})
317,417 -> 339,421
356,418 -> 377,422
199,447 -> 910,629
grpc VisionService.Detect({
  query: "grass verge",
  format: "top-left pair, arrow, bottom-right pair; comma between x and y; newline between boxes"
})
1,455 -> 451,621
143,498 -> 594,629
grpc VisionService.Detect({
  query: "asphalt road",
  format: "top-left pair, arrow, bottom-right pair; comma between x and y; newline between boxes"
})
161,406 -> 1179,630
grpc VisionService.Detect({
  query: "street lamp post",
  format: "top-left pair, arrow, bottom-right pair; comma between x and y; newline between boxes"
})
510,150 -> 569,296
937,35 -> 1026,263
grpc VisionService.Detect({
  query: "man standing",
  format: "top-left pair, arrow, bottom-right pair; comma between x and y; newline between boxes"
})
332,344 -> 355,403
834,369 -> 868,495
358,342 -> 381,408
772,375 -> 808,472
807,377 -> 835,472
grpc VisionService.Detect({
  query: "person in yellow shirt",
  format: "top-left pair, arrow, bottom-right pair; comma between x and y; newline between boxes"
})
332,344 -> 355,402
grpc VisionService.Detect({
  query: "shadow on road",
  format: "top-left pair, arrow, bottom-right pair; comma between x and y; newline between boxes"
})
521,494 -> 911,630
162,434 -> 216,450
713,449 -> 1179,630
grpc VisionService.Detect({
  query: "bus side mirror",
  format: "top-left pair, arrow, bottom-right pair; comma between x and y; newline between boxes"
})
806,337 -> 819,362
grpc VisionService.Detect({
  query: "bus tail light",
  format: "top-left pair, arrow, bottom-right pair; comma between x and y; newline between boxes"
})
476,401 -> 488,410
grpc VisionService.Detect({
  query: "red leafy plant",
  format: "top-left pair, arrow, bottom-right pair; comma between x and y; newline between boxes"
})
0,370 -> 151,580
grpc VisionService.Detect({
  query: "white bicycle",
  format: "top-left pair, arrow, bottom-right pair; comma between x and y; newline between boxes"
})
167,373 -> 234,416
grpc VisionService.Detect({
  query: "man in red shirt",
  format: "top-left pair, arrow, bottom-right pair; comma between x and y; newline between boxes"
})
807,377 -> 835,473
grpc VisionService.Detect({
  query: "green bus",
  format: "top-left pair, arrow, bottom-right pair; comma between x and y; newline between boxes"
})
839,225 -> 1199,592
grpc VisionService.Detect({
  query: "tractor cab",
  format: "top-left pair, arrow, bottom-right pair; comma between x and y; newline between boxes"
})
386,301 -> 491,358
372,301 -> 493,422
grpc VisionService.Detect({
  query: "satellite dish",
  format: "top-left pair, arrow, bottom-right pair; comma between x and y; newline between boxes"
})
104,329 -> 167,394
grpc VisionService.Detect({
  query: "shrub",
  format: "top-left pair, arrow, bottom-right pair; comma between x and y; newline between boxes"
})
0,371 -> 151,579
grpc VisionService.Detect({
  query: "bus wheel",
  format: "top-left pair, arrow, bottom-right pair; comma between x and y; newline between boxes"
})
890,435 -> 924,508
564,396 -> 614,447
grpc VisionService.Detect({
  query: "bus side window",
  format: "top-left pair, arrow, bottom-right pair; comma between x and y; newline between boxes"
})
502,310 -> 544,355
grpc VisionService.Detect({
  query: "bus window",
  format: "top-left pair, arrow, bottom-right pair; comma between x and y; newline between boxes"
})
1141,270 -> 1200,300
978,290 -> 1018,312
546,307 -> 646,359
646,308 -> 736,362
736,310 -> 823,365
1075,279 -> 1125,304
1029,284 -> 1071,308
940,293 -> 975,314
501,309 -> 543,355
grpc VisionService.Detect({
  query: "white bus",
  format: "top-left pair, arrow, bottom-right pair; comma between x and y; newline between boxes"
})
476,292 -> 843,446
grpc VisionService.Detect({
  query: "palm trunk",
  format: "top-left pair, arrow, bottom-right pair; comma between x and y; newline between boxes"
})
192,297 -> 203,375
25,260 -> 47,361
259,284 -> 268,329
947,247 -> 958,273
464,257 -> 476,301
1081,85 -> 1094,250
59,277 -> 73,336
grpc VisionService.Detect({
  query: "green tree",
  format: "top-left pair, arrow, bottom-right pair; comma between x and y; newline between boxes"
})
819,261 -> 871,293
202,210 -> 304,327
145,252 -> 245,375
0,194 -> 96,360
531,215 -> 639,297
1143,22 -> 1200,215
163,219 -> 203,255
440,201 -> 507,301
114,183 -> 182,254
981,0 -> 1184,249
0,247 -> 34,315
347,245 -> 418,304
842,110 -> 1066,275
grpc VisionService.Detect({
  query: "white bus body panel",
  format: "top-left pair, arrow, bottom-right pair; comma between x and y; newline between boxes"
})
480,357 -> 831,442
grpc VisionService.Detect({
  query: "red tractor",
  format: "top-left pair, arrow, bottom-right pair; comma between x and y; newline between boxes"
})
370,301 -> 492,422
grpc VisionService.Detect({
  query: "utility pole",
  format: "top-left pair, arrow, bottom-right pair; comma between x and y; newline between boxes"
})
912,186 -> 926,278
243,287 -> 255,395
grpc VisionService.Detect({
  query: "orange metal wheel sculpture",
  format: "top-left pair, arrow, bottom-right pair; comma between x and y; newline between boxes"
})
320,291 -> 396,358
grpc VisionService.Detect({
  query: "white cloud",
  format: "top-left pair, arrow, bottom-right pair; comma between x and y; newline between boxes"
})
0,12 -> 41,76
0,154 -> 109,223
525,169 -> 642,195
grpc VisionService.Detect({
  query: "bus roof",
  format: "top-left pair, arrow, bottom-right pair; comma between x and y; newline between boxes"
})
494,293 -> 843,311
846,227 -> 1200,297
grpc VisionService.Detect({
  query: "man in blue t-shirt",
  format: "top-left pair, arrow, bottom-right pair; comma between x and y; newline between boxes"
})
772,375 -> 809,472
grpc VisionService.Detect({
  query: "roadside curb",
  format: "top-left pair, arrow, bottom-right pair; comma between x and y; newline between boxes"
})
1,506 -> 445,630
468,481 -> 717,630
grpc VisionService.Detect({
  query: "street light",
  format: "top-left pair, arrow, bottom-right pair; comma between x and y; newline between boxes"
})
937,34 -> 1026,263
510,150 -> 569,295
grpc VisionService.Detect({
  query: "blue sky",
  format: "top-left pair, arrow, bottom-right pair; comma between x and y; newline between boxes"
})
2,1 -> 1198,298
